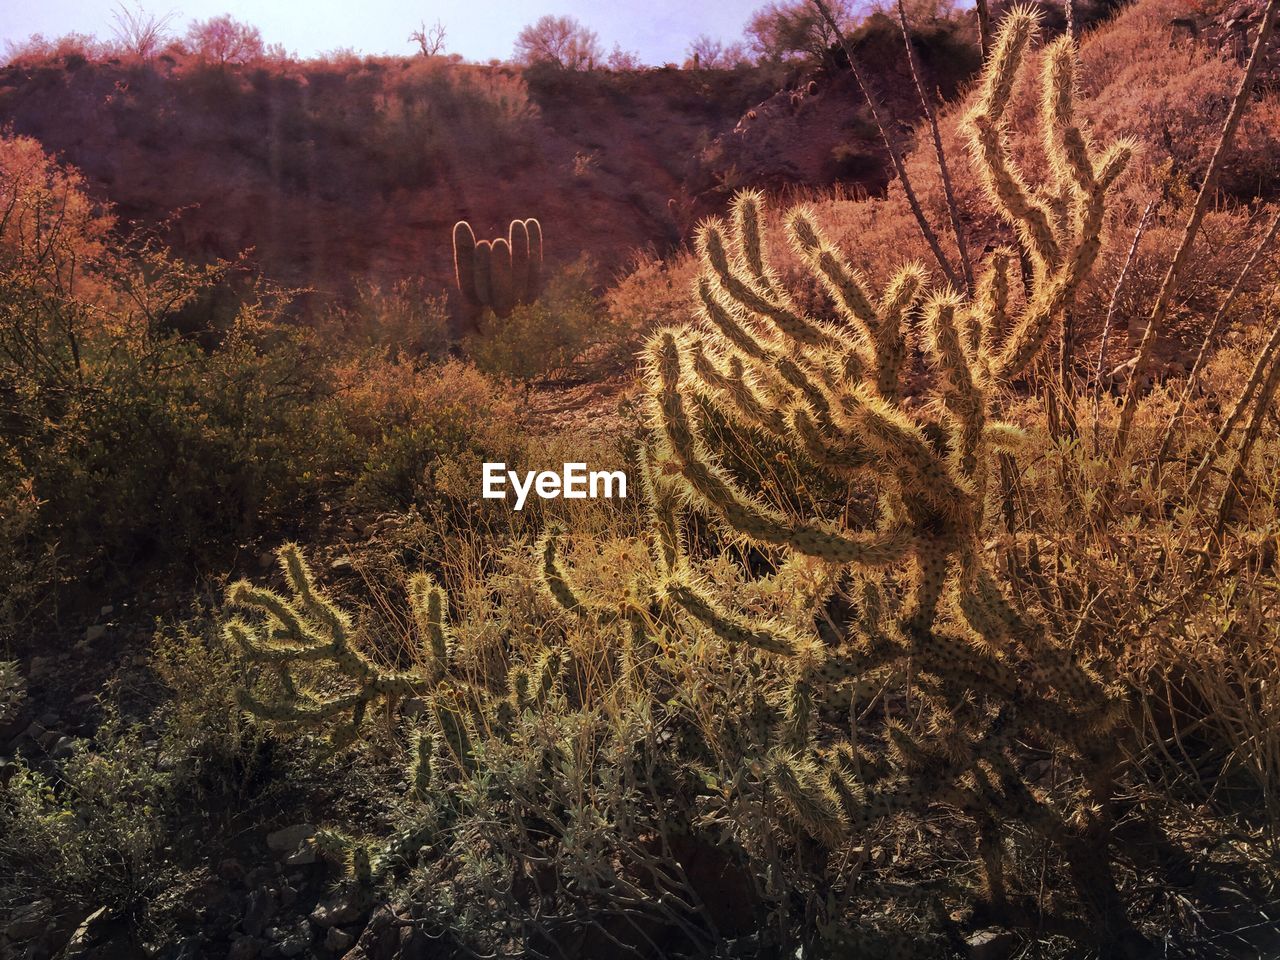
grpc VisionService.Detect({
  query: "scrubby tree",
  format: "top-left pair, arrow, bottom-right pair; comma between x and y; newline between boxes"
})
606,43 -> 643,70
409,19 -> 447,56
186,14 -> 265,65
685,34 -> 748,69
746,0 -> 860,64
109,1 -> 174,61
513,14 -> 602,70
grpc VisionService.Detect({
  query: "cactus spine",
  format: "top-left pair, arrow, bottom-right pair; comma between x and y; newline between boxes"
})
539,11 -> 1138,941
452,218 -> 544,318
227,544 -> 564,779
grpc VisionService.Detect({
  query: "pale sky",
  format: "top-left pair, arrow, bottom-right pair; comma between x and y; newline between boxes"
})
0,0 -> 762,64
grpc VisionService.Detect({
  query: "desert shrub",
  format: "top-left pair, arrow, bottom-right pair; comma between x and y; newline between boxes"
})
746,0 -> 859,66
2,32 -> 108,67
0,133 -> 531,613
374,59 -> 538,187
151,617 -> 269,791
185,14 -> 264,66
4,298 -> 333,568
604,250 -> 700,365
465,257 -> 603,382
1080,0 -> 1280,199
0,718 -> 177,924
320,278 -> 451,359
0,659 -> 25,725
1000,323 -> 1280,842
513,15 -> 603,70
0,464 -> 58,643
343,359 -> 525,511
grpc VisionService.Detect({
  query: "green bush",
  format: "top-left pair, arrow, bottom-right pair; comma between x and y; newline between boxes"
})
465,256 -> 603,382
0,718 -> 176,924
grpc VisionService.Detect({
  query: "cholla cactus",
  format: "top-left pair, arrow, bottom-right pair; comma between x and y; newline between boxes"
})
226,544 -> 549,771
453,218 -> 543,317
965,14 -> 1135,382
541,10 -> 1138,943
225,544 -> 431,747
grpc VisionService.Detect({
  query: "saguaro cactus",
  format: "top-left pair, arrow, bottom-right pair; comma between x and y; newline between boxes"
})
452,218 -> 544,317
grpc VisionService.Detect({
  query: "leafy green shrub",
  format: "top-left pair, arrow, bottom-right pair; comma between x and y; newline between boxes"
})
0,134 -> 343,583
343,359 -> 524,511
0,718 -> 176,924
0,462 -> 58,643
151,617 -> 268,791
465,256 -> 603,382
603,251 -> 699,367
0,659 -> 25,726
321,278 -> 451,360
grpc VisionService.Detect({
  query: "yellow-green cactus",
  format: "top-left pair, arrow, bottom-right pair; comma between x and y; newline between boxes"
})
535,11 -> 1137,939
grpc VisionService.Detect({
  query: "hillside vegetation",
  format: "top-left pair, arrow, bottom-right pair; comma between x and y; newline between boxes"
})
2,0 -> 1280,958
0,14 -> 984,325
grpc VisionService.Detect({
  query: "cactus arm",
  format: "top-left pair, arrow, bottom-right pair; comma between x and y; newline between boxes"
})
237,687 -> 369,725
539,527 -> 624,623
786,209 -> 880,339
970,248 -> 1015,364
224,618 -> 333,664
509,219 -> 531,305
1041,37 -> 1095,198
923,292 -> 986,482
967,114 -> 1060,270
489,237 -> 515,318
408,573 -> 453,677
698,220 -> 840,349
695,276 -> 776,363
966,11 -> 1061,269
452,220 -> 480,307
731,189 -> 780,295
664,579 -> 797,655
473,240 -> 493,308
789,405 -> 872,476
651,333 -> 911,566
636,444 -> 685,574
524,218 -> 543,301
723,355 -> 790,435
873,263 -> 928,401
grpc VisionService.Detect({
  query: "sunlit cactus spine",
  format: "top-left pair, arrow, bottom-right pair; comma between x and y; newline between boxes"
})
224,543 -> 429,747
452,217 -> 544,318
227,544 -> 545,774
566,9 -> 1141,943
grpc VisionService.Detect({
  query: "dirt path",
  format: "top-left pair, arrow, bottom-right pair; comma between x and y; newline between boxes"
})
520,373 -> 638,440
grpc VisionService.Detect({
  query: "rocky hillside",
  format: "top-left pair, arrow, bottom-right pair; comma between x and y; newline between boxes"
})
0,17 -> 980,321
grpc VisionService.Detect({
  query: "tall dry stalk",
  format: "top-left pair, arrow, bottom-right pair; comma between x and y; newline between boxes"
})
810,0 -> 963,288
1093,200 -> 1156,396
1213,315 -> 1280,528
894,0 -> 974,293
1154,207 -> 1280,465
1114,0 -> 1279,456
1187,314 -> 1280,504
